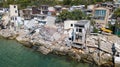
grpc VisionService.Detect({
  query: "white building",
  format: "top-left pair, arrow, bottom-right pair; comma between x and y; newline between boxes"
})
64,20 -> 90,48
69,5 -> 85,11
9,5 -> 19,23
9,5 -> 24,28
114,0 -> 120,8
9,5 -> 18,17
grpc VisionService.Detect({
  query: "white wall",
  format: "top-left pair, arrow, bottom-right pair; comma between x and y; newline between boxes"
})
9,5 -> 18,17
64,20 -> 77,29
84,20 -> 90,33
87,5 -> 94,10
82,28 -> 86,43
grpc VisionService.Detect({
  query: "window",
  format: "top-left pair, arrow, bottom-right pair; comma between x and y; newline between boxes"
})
15,17 -> 17,20
15,10 -> 17,13
75,25 -> 84,27
69,38 -> 71,40
14,6 -> 16,8
79,29 -> 82,32
76,35 -> 79,39
76,28 -> 79,32
41,16 -> 45,19
79,36 -> 82,39
71,24 -> 73,27
11,17 -> 13,20
94,10 -> 106,20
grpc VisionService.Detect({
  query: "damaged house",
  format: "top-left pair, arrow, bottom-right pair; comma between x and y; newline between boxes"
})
64,20 -> 90,48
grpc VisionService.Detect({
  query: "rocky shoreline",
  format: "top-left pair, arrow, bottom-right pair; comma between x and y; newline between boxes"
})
0,28 -> 117,67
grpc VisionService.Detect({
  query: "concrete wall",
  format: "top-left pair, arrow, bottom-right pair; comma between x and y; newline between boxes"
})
82,28 -> 86,43
66,20 -> 90,45
74,21 -> 90,44
84,20 -> 90,34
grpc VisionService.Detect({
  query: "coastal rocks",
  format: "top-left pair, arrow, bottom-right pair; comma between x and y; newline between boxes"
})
67,52 -> 82,61
19,41 -> 32,47
86,34 -> 120,65
16,36 -> 32,47
37,46 -> 52,55
100,62 -> 113,67
0,29 -> 17,39
80,54 -> 94,64
91,51 -> 112,65
1,25 -> 120,67
52,46 -> 71,55
15,31 -> 33,47
16,35 -> 30,42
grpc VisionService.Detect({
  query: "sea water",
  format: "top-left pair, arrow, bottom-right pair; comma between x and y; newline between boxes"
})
0,38 -> 97,67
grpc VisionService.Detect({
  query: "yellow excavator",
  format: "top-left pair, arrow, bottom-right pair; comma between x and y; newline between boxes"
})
101,28 -> 112,33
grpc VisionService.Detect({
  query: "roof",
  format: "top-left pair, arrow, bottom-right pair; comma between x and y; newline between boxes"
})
94,7 -> 109,10
75,20 -> 90,25
102,2 -> 113,5
48,7 -> 55,11
23,8 -> 32,10
54,5 -> 62,8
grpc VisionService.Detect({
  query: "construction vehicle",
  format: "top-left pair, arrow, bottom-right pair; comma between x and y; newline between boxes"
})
101,27 -> 112,33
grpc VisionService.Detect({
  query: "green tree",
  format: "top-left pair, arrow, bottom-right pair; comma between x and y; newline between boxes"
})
70,10 -> 85,20
93,27 -> 99,33
114,8 -> 120,18
0,0 -> 113,8
58,10 -> 70,21
63,0 -> 72,5
58,10 -> 85,22
111,8 -> 120,35
113,8 -> 120,28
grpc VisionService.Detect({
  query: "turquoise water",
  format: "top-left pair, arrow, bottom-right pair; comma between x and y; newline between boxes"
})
0,38 -> 97,67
